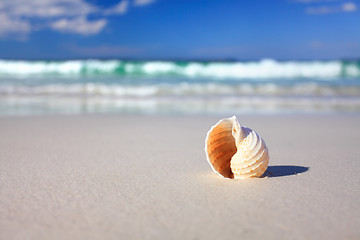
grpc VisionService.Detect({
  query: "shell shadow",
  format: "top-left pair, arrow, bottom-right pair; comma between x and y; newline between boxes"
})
264,165 -> 309,178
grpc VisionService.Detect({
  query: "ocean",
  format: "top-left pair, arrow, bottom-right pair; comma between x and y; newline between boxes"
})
1,58 -> 360,115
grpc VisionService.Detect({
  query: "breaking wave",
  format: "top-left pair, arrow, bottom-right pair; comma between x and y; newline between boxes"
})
0,59 -> 359,79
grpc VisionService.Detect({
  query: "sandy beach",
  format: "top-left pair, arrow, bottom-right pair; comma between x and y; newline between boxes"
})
0,114 -> 359,240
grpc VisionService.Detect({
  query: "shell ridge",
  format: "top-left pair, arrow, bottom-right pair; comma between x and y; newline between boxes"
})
232,149 -> 268,173
246,157 -> 269,178
231,147 -> 267,170
249,134 -> 265,161
248,130 -> 258,150
236,156 -> 269,178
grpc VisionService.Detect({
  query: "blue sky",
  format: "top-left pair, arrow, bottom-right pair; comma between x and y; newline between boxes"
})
0,0 -> 359,60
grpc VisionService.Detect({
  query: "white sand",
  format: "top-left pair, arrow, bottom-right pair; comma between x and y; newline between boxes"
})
0,114 -> 359,239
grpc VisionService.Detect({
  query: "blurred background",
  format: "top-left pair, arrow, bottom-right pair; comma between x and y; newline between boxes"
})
0,0 -> 359,115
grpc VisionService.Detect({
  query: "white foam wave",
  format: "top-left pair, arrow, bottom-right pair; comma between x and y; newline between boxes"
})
0,59 -> 120,75
1,82 -> 360,97
0,59 -> 358,79
122,59 -> 345,78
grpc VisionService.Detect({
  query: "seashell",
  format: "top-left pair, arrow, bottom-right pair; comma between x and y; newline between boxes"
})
205,116 -> 269,179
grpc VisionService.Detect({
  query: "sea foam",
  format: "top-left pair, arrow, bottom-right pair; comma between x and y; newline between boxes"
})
0,59 -> 359,79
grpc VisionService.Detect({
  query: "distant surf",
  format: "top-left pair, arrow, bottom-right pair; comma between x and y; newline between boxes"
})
0,59 -> 359,79
1,59 -> 360,115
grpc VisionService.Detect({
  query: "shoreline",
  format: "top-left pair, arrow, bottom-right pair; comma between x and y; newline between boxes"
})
2,95 -> 360,116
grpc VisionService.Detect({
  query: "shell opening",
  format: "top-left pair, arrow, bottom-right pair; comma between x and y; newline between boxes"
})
205,118 -> 239,179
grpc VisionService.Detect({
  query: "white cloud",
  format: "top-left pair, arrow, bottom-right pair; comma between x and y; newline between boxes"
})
0,13 -> 31,36
51,17 -> 107,35
0,0 -> 102,37
0,0 -> 157,38
0,0 -> 96,18
342,2 -> 357,11
104,0 -> 129,15
134,0 -> 156,7
306,1 -> 357,14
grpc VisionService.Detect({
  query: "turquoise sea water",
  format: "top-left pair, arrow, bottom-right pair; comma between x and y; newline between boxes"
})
1,59 -> 360,115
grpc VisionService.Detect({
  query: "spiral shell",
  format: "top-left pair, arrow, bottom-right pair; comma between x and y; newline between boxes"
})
205,116 -> 269,179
